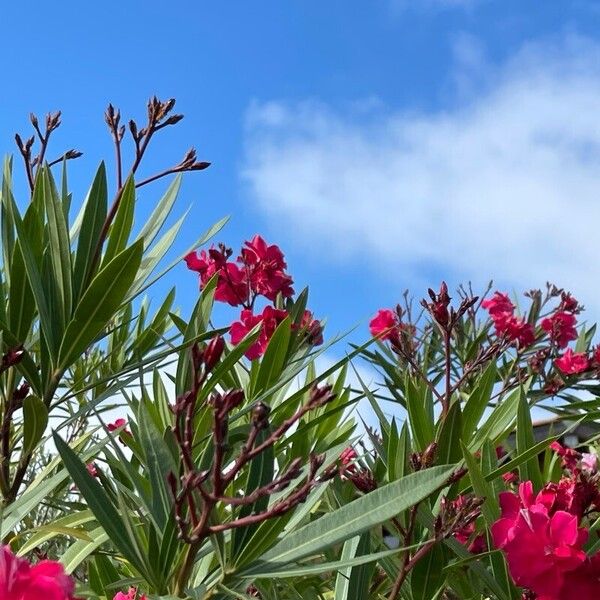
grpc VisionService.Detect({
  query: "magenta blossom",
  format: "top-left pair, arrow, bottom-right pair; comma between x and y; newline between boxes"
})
555,349 -> 590,375
230,306 -> 289,360
369,309 -> 400,342
541,311 -> 578,348
0,545 -> 76,600
492,488 -> 587,598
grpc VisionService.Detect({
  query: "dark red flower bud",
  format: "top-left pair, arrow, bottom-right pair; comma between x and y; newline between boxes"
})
13,382 -> 30,403
2,346 -> 24,369
204,336 -> 225,371
308,384 -> 335,408
223,389 -> 244,412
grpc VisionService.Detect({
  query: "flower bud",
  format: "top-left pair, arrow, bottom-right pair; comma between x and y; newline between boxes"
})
204,336 -> 225,371
2,346 -> 24,369
422,442 -> 438,468
223,389 -> 244,412
252,402 -> 271,429
308,384 -> 335,408
13,382 -> 30,403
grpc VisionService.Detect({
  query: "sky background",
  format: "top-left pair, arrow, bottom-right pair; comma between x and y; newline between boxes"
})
2,0 -> 600,360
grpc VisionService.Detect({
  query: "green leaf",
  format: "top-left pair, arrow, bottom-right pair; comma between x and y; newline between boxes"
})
245,464 -> 456,571
22,396 -> 48,456
137,399 -> 177,531
462,362 -> 497,439
334,533 -> 375,600
1,432 -> 108,537
175,276 -> 217,396
7,244 -> 36,342
246,546 -> 402,579
516,389 -> 543,490
104,175 -> 135,265
18,510 -> 95,555
58,240 -> 143,368
470,385 -> 525,451
461,441 -> 498,524
72,162 -> 108,301
436,401 -> 463,465
461,442 -> 515,597
251,317 -> 291,396
60,526 -> 108,573
43,167 -> 72,332
411,543 -> 445,600
13,207 -> 57,358
405,374 -> 435,451
232,429 -> 275,559
53,432 -> 149,578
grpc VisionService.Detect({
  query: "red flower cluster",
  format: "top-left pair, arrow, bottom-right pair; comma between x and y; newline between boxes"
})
0,545 -> 75,600
186,236 -> 322,361
481,292 -> 535,348
493,443 -> 600,598
185,235 -> 294,306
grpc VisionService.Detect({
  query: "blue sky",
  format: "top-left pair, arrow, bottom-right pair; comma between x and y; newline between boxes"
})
3,1 -> 600,347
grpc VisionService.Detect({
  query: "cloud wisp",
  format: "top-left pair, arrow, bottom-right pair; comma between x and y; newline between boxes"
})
242,35 -> 600,312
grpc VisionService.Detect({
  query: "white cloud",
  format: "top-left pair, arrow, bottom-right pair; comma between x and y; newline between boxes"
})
242,35 -> 600,314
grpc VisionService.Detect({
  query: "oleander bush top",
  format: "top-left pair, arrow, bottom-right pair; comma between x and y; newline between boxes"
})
1,99 -> 599,600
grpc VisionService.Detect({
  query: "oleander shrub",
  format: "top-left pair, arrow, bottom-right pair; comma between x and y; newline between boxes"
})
1,100 -> 599,600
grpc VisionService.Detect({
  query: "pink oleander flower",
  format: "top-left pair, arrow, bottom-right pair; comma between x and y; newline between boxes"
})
185,248 -> 248,306
590,345 -> 600,370
555,348 -> 590,375
107,418 -> 127,432
491,479 -> 600,597
230,306 -> 289,360
541,311 -> 578,348
550,441 -> 581,471
502,315 -> 536,348
240,235 -> 294,301
557,552 -> 600,599
107,418 -> 132,444
492,485 -> 588,598
482,291 -> 514,319
369,309 -> 400,342
0,545 -> 76,600
113,588 -> 147,600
